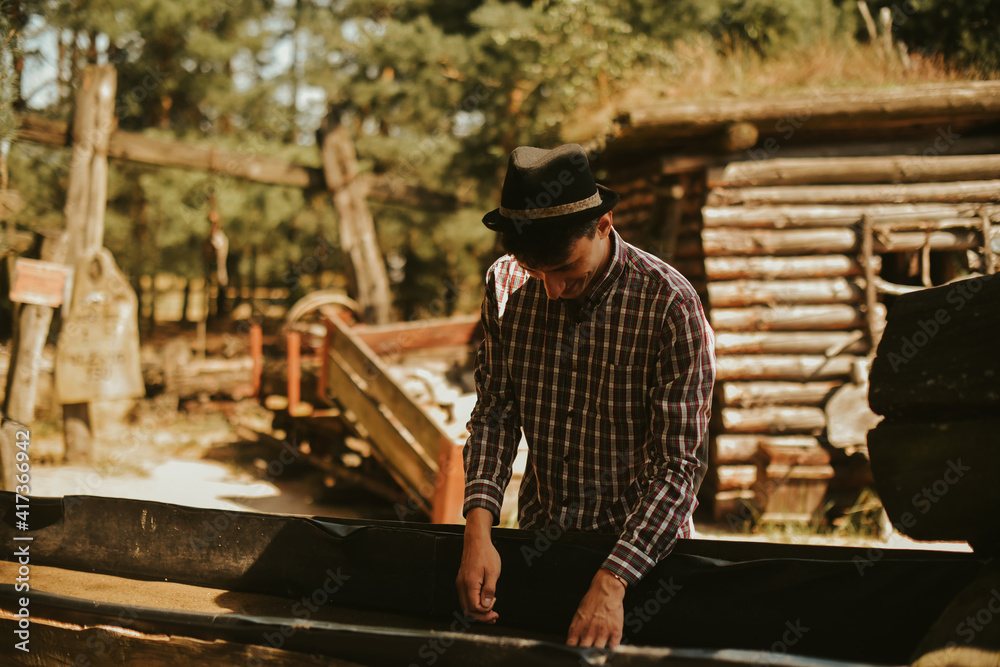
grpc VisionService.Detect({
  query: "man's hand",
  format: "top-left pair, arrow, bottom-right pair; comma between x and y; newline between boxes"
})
566,568 -> 626,649
456,507 -> 501,623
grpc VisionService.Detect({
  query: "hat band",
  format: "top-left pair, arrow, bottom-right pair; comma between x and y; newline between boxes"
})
499,191 -> 602,220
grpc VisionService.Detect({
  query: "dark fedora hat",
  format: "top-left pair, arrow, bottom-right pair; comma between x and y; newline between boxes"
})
482,143 -> 619,231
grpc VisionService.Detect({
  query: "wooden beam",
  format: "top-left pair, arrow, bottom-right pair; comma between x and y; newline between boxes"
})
707,277 -> 864,307
690,227 -> 980,256
708,179 -> 1000,207
720,407 -> 827,434
720,381 -> 843,407
319,121 -> 392,324
696,255 -> 868,280
709,154 -> 1000,188
701,203 -> 999,227
710,303 -> 883,331
15,113 -> 461,210
717,354 -> 860,381
353,314 -> 481,357
618,81 -> 1000,138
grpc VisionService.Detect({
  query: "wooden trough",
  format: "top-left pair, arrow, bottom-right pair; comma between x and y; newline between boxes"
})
0,492 -> 995,666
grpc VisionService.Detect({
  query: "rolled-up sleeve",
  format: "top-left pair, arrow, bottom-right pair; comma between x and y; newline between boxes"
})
602,295 -> 715,584
462,269 -> 522,525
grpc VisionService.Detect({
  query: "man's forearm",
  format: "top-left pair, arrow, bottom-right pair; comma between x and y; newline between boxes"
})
464,506 -> 494,544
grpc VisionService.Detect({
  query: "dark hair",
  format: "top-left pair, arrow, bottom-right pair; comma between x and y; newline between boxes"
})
499,216 -> 600,268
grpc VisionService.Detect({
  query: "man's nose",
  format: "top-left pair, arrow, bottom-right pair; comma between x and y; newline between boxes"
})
542,275 -> 565,299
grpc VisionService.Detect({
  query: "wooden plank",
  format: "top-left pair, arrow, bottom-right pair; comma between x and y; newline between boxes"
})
717,354 -> 859,381
0,614 -> 366,667
710,154 -> 1000,187
869,274 -> 1000,420
720,381 -> 842,407
324,313 -> 455,462
708,179 -> 1000,207
707,278 -> 864,307
715,331 -> 867,355
701,203 -> 997,227
325,349 -> 435,512
720,407 -> 827,434
354,314 -> 482,357
710,304 -> 880,331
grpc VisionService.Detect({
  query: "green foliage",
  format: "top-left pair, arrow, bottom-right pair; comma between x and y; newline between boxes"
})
0,1 -> 18,146
868,0 -> 1000,71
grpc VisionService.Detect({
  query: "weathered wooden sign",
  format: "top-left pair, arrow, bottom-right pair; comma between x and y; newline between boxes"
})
9,258 -> 71,307
55,249 -> 144,403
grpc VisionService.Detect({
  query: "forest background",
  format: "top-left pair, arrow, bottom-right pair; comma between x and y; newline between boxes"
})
1,0 -> 998,327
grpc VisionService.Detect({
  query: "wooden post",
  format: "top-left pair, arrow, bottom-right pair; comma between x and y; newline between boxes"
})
250,324 -> 263,398
0,232 -> 68,490
318,117 -> 391,324
286,330 -> 301,412
60,64 -> 117,464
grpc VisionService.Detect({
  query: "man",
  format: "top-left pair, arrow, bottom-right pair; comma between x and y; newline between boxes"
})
455,143 -> 715,649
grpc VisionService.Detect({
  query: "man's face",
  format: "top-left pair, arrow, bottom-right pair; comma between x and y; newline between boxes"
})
519,213 -> 612,301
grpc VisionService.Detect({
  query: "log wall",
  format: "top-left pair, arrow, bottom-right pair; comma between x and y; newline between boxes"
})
609,142 -> 999,526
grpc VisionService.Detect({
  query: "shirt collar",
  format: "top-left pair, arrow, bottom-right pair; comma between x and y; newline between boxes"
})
575,227 -> 626,313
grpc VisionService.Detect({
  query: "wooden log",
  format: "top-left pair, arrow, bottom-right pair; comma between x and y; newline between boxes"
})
619,81 -> 1000,137
696,227 -> 979,256
757,437 -> 830,466
710,303 -> 883,331
869,274 -> 1000,420
16,114 -> 462,210
707,278 -> 864,307
707,179 -> 1000,207
717,354 -> 859,381
709,154 -> 1000,188
716,331 -> 867,355
164,357 -> 256,400
720,407 -> 827,434
701,203 -> 997,227
720,381 -> 842,407
715,464 -> 757,491
715,434 -> 825,464
868,417 -> 1000,549
319,121 -> 391,325
701,255 -> 867,280
712,435 -> 760,463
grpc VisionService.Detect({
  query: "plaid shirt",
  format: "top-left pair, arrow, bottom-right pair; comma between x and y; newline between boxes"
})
463,229 -> 716,585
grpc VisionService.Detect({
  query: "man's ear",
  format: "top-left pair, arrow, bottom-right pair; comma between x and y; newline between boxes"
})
596,211 -> 613,239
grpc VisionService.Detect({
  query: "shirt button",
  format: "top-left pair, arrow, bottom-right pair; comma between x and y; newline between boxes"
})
566,407 -> 575,418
